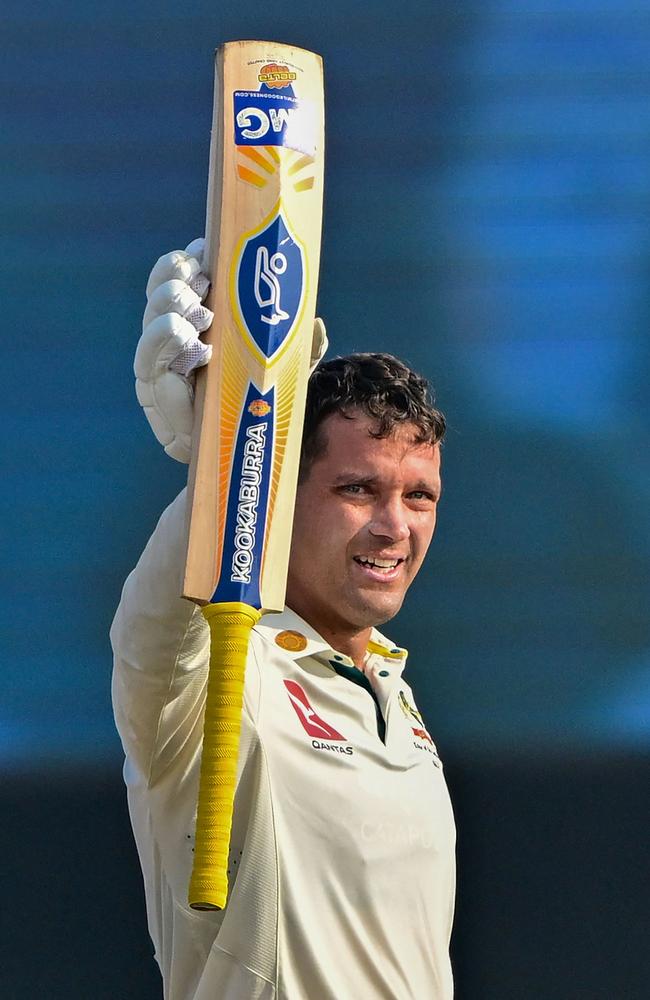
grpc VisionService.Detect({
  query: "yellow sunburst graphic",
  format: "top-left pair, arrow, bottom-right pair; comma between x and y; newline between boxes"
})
260,341 -> 302,582
236,145 -> 315,193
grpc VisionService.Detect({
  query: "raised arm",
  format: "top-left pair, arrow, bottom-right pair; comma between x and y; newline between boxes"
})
111,241 -> 214,778
111,488 -> 209,782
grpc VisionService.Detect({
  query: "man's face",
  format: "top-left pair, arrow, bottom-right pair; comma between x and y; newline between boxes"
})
286,411 -> 442,639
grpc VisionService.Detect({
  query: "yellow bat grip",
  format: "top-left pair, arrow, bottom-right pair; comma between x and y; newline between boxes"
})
188,600 -> 261,910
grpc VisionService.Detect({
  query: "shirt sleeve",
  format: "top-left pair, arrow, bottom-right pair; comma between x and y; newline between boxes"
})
110,488 -> 210,783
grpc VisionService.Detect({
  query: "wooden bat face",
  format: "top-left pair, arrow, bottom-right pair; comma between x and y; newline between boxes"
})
183,41 -> 325,611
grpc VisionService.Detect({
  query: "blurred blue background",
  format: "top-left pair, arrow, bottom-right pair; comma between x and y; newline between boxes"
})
3,0 -> 649,997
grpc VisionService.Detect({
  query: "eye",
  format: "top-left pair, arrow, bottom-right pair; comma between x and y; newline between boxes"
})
407,490 -> 437,505
337,482 -> 373,498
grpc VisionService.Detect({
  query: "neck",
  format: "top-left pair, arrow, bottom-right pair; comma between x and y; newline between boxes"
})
286,602 -> 371,668
316,624 -> 371,669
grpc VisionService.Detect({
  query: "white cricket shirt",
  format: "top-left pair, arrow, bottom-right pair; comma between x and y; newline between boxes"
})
111,490 -> 456,999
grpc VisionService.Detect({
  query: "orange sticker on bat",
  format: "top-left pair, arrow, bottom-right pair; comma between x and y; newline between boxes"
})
248,399 -> 272,417
258,63 -> 297,88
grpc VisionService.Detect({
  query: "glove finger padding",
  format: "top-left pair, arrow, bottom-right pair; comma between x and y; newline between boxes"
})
135,369 -> 195,463
145,245 -> 207,299
184,237 -> 206,264
135,313 -> 211,377
143,279 -> 213,332
135,311 -> 209,464
310,317 -> 328,372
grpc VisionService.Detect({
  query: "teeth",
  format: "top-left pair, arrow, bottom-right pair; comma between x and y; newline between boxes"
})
356,557 -> 399,569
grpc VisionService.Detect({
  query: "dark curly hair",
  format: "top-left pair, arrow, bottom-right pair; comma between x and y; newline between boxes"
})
299,353 -> 446,479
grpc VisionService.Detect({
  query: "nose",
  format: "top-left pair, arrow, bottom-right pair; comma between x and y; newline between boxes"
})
368,498 -> 410,544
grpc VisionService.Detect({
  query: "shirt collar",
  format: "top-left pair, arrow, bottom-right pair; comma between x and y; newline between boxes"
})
256,607 -> 331,659
256,607 -> 409,675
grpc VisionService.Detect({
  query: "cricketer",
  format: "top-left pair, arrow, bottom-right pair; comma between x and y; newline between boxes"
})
111,240 -> 456,998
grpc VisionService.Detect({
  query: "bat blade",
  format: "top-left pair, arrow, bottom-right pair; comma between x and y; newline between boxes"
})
183,40 -> 325,612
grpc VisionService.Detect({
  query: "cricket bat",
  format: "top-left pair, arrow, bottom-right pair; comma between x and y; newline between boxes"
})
183,41 -> 325,910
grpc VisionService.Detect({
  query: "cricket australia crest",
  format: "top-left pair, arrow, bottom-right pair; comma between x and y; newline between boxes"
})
231,205 -> 306,363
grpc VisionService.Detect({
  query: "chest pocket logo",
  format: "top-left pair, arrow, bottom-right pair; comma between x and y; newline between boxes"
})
398,690 -> 440,759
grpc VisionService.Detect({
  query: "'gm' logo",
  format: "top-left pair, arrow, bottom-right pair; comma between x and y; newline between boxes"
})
233,208 -> 305,361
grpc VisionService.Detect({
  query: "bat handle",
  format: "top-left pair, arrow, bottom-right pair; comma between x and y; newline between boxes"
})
188,600 -> 261,910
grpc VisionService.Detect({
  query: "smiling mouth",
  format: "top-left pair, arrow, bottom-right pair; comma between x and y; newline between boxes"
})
353,556 -> 405,574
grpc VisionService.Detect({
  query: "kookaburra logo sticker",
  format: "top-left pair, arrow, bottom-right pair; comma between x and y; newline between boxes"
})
254,245 -> 290,327
232,206 -> 306,362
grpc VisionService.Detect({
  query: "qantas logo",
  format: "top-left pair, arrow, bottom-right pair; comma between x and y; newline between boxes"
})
283,680 -> 346,740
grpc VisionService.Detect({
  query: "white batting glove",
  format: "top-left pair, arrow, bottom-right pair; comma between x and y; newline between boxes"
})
135,238 -> 214,462
135,239 -> 328,464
